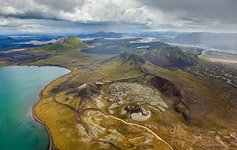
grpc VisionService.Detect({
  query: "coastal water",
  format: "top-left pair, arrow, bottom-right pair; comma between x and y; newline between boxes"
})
0,66 -> 69,150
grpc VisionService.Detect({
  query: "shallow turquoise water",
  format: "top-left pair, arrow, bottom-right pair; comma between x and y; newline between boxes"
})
0,66 -> 69,150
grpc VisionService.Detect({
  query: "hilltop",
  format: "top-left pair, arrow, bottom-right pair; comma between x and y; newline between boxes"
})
146,46 -> 199,68
42,36 -> 88,52
107,47 -> 199,70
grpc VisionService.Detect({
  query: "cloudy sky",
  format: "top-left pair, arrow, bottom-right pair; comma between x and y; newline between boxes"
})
0,0 -> 237,34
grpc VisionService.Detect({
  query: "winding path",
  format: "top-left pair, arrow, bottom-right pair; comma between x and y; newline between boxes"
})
42,71 -> 173,150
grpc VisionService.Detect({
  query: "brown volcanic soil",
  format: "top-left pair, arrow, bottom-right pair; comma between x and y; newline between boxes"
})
145,62 -> 237,132
1,38 -> 237,149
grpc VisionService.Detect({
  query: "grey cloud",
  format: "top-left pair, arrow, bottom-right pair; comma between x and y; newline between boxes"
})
141,0 -> 237,24
34,0 -> 85,12
0,12 -> 61,21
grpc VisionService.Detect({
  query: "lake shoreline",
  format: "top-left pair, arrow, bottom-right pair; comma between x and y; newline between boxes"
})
31,86 -> 53,150
32,66 -> 71,150
32,95 -> 53,150
0,64 -> 71,150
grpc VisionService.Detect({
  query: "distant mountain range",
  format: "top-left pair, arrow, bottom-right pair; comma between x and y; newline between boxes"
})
77,31 -> 123,38
1,32 -> 237,53
0,34 -> 64,51
0,32 -> 123,51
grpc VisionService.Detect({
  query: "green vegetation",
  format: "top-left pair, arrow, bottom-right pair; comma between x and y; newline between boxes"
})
42,36 -> 88,53
146,46 -> 199,68
0,61 -> 7,66
1,36 -> 237,150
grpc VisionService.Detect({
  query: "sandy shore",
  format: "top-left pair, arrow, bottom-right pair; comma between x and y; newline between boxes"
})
0,65 -> 70,150
32,85 -> 53,150
31,66 -> 71,150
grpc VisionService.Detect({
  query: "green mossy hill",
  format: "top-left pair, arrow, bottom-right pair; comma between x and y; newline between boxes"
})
146,46 -> 199,68
119,53 -> 146,65
100,53 -> 145,76
112,46 -> 199,70
43,36 -> 88,52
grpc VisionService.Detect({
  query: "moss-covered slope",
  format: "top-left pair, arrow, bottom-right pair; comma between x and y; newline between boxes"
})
43,36 -> 88,52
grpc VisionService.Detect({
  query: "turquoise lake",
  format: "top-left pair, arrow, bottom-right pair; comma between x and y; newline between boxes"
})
0,66 -> 70,150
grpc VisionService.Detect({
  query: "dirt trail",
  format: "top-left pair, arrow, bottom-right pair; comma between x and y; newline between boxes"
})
44,72 -> 173,150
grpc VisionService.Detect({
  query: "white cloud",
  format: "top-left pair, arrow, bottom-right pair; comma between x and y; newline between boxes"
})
0,0 -> 167,26
19,24 -> 43,32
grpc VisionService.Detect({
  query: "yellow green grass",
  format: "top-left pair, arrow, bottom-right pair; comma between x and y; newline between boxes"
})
0,61 -> 7,66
